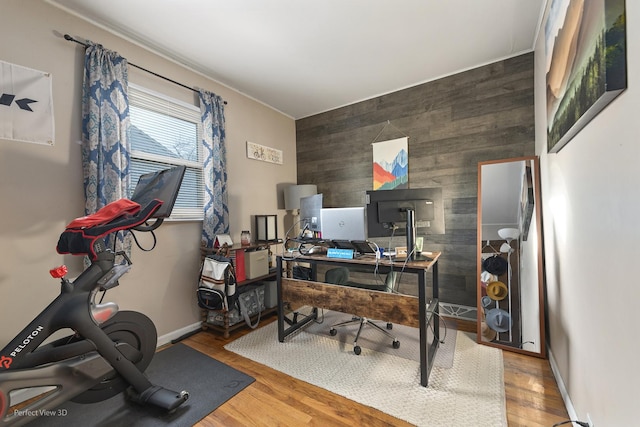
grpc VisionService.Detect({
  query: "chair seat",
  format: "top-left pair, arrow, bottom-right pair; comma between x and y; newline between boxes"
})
329,315 -> 400,355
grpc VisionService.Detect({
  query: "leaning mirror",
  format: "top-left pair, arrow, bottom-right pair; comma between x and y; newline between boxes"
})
477,156 -> 546,358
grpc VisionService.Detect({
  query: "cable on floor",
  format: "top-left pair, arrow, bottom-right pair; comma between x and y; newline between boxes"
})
552,420 -> 590,427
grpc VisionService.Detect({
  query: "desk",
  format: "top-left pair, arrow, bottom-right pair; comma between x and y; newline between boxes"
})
276,252 -> 441,387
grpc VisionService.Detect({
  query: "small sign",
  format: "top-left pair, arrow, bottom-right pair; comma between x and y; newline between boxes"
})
394,246 -> 408,259
213,234 -> 233,248
247,141 -> 283,165
327,248 -> 354,259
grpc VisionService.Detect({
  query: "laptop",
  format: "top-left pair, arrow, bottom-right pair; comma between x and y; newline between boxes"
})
320,207 -> 367,241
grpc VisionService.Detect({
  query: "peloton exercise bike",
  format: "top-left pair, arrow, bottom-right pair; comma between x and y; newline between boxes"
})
0,165 -> 190,426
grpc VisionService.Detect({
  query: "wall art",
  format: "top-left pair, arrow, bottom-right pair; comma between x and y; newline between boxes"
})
0,60 -> 54,145
545,0 -> 627,153
247,141 -> 283,165
372,137 -> 408,190
519,166 -> 534,241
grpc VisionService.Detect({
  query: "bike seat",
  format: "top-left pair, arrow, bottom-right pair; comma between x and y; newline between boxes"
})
57,199 -> 163,260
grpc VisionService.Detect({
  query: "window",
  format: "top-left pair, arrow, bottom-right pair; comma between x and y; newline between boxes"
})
128,84 -> 203,220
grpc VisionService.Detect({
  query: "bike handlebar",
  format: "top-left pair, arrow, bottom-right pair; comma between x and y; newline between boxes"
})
132,218 -> 164,232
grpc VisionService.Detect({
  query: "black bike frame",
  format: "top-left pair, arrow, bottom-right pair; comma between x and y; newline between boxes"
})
1,250 -> 115,371
1,168 -> 189,424
1,244 -> 154,395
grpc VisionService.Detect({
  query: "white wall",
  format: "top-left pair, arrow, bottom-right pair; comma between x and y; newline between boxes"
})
0,1 -> 296,344
519,206 -> 541,354
535,1 -> 639,425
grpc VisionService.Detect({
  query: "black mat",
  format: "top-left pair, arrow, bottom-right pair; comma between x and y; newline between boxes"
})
28,343 -> 254,427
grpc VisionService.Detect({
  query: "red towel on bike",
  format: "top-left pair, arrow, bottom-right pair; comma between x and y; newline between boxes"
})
57,199 -> 162,260
66,199 -> 141,229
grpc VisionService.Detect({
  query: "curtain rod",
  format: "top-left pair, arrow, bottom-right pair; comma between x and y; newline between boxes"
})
64,34 -> 227,105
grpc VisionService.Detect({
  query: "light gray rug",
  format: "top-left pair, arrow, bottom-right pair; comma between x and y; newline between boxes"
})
225,322 -> 506,427
303,309 -> 456,368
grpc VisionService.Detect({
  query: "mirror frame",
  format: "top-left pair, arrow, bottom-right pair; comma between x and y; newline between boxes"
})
476,155 -> 546,358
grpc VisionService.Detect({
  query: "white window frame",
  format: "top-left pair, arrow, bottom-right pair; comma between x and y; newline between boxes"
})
129,83 -> 204,220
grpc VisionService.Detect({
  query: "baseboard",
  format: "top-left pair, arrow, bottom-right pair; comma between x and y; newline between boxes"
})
548,348 -> 579,421
157,322 -> 202,347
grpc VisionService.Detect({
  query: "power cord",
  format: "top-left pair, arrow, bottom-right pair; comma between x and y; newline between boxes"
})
552,420 -> 590,427
129,228 -> 157,252
426,310 -> 448,345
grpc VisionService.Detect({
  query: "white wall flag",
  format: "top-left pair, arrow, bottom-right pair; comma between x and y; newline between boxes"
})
0,60 -> 54,146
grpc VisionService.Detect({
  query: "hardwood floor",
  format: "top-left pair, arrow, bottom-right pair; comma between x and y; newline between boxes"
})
179,314 -> 569,426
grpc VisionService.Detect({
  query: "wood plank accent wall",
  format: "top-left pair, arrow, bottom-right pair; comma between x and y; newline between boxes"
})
295,53 -> 535,307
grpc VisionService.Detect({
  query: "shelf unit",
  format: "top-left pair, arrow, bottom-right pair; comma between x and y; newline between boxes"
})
200,242 -> 279,338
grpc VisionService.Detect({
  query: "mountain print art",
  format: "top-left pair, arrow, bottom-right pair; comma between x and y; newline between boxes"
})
372,142 -> 408,190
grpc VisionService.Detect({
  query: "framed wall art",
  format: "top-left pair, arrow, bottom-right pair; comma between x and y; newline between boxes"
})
520,166 -> 534,241
545,0 -> 627,153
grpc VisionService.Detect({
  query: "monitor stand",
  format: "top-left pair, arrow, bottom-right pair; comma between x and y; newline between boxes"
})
406,209 -> 432,262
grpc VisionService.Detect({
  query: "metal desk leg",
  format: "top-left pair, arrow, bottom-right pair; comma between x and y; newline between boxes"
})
277,256 -> 285,342
432,261 -> 439,346
276,256 -> 318,342
419,259 -> 440,387
418,267 -> 428,386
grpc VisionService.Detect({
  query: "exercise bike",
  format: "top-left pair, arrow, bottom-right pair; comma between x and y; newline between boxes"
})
0,166 -> 190,426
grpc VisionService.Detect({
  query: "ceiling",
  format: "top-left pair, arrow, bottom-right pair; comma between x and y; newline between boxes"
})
47,0 -> 546,119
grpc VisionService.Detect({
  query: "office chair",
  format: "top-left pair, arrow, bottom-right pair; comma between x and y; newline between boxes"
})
325,267 -> 400,355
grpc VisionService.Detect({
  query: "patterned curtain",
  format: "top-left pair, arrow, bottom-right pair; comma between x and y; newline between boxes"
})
81,42 -> 131,253
198,89 -> 228,247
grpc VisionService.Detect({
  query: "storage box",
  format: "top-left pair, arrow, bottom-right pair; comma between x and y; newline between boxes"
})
245,249 -> 269,279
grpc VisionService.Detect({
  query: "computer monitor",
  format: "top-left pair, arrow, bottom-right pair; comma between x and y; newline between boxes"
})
365,188 -> 445,238
300,193 -> 323,233
131,165 -> 186,218
320,207 -> 367,241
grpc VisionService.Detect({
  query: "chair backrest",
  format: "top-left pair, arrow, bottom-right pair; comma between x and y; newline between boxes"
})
324,267 -> 350,285
324,267 -> 398,293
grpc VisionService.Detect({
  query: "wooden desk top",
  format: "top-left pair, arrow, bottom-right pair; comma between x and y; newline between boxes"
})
284,251 -> 441,271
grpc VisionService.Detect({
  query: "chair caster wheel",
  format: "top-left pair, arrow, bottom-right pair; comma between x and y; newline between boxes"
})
354,345 -> 362,355
386,323 -> 393,330
330,328 -> 337,336
392,340 -> 400,349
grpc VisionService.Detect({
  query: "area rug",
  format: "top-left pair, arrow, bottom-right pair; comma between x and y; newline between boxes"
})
302,309 -> 457,368
27,343 -> 254,427
225,322 -> 506,427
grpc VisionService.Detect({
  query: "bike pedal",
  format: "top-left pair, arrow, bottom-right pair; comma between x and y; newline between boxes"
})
130,385 -> 189,412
